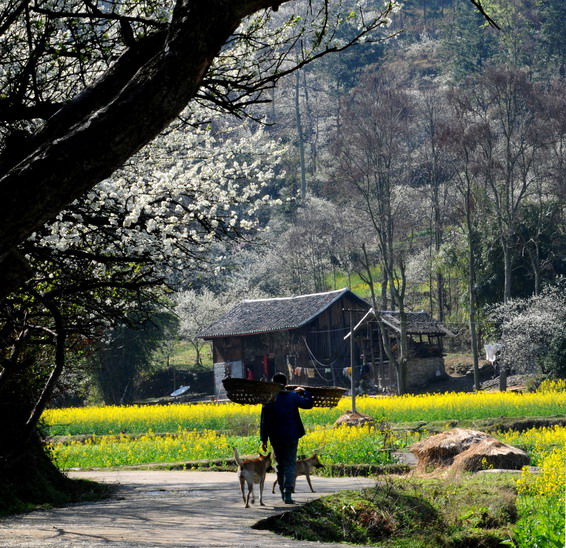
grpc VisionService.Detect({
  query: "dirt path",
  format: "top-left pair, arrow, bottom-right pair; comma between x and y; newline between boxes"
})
0,470 -> 376,547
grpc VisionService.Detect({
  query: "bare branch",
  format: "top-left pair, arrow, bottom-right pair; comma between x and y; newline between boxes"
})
468,0 -> 500,30
0,0 -> 31,38
30,6 -> 167,30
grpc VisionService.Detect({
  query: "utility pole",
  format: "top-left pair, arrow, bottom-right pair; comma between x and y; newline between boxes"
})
343,307 -> 366,413
349,308 -> 356,413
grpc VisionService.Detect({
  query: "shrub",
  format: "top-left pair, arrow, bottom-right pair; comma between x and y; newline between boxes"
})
536,378 -> 566,394
487,280 -> 566,376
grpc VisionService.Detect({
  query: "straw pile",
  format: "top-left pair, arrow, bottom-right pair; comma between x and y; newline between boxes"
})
410,428 -> 530,474
334,411 -> 376,427
452,438 -> 530,473
410,428 -> 490,472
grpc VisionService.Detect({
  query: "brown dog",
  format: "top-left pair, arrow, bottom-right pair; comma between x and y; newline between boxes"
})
233,447 -> 272,508
272,454 -> 323,494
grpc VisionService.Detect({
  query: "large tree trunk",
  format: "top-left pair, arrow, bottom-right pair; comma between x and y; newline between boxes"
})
395,266 -> 409,396
0,431 -> 108,515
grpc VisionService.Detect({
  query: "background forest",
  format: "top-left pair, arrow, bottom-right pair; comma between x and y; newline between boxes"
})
61,0 -> 566,405
166,0 -> 566,402
1,0 -> 565,408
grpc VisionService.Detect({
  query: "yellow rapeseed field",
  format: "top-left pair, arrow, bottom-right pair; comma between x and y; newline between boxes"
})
44,390 -> 566,436
51,429 -> 237,468
44,401 -> 261,435
498,425 -> 566,464
50,424 -> 393,468
45,390 -> 566,470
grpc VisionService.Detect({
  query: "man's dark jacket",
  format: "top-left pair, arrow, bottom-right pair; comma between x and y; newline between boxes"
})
260,389 -> 314,445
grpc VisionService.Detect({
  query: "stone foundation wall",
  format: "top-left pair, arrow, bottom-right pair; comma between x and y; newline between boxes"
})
214,360 -> 243,398
407,357 -> 445,390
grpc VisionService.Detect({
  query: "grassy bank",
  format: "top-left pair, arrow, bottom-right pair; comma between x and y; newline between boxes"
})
254,476 -> 518,547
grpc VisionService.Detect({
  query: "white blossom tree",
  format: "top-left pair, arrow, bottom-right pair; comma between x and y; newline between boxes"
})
0,0 -> 400,299
0,102 -> 284,492
487,279 -> 566,378
30,105 -> 284,287
175,288 -> 231,366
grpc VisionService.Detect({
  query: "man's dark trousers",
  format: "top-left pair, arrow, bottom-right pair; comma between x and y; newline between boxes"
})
272,439 -> 298,497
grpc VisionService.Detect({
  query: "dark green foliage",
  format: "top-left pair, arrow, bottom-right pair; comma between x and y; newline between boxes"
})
515,201 -> 566,294
539,325 -> 566,378
89,311 -> 178,405
464,200 -> 566,305
538,0 -> 566,75
439,0 -> 496,81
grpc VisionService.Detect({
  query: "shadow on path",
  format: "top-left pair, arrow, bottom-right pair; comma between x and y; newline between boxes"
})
0,470 -> 376,547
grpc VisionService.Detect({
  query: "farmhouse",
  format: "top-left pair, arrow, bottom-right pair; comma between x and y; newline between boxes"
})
198,288 -> 454,396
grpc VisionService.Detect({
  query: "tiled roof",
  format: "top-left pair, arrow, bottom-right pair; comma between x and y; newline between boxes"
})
379,311 -> 455,336
198,288 -> 370,338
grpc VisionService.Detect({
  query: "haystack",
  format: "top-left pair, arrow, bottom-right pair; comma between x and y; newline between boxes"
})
410,428 -> 491,472
334,411 -> 376,427
451,438 -> 530,473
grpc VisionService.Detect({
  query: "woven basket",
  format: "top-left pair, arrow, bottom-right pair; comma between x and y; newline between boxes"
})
222,377 -> 282,405
287,385 -> 347,408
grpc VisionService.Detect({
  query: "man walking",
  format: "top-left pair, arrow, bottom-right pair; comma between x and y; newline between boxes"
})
260,372 -> 313,504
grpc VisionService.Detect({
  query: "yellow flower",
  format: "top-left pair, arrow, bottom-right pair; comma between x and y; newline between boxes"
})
517,446 -> 566,498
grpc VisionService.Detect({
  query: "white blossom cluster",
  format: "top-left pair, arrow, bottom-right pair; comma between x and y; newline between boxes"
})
0,0 -> 148,105
487,280 -> 566,374
29,104 -> 285,288
175,288 -> 230,341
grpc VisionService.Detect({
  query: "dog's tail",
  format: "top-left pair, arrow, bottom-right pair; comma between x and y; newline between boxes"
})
233,446 -> 244,468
